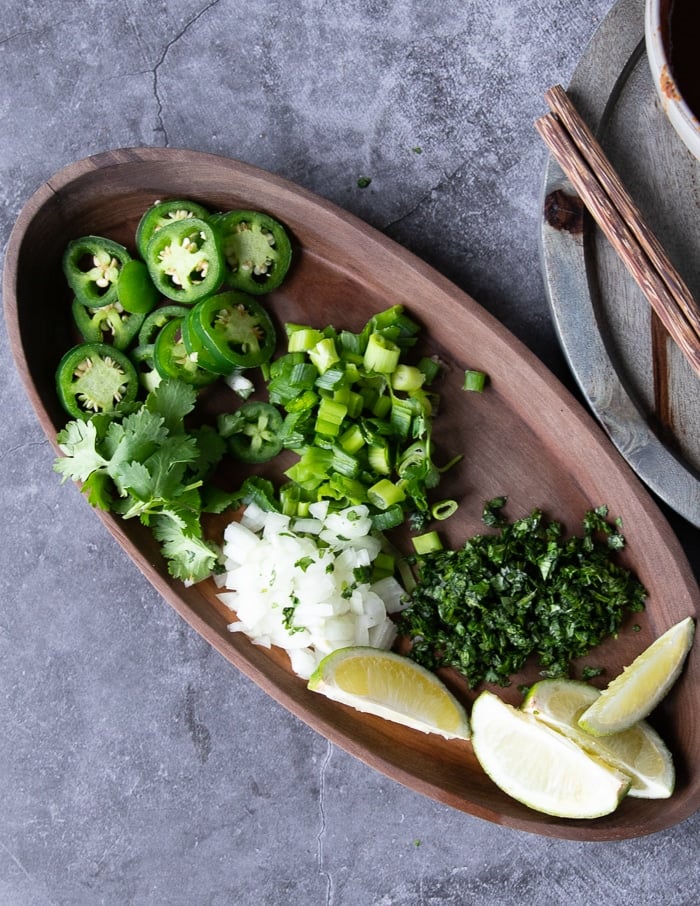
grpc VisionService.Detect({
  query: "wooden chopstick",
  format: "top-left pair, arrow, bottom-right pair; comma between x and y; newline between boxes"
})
536,85 -> 700,380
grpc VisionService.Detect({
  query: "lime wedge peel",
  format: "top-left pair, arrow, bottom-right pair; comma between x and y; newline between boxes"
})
471,690 -> 631,819
578,617 -> 695,737
522,678 -> 675,799
308,646 -> 471,741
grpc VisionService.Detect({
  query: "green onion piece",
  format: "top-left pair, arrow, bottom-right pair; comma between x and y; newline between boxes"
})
333,386 -> 363,418
315,397 -> 347,434
367,478 -> 406,510
371,550 -> 396,579
371,393 -> 392,419
320,475 -> 368,506
285,447 -> 333,488
368,441 -> 392,475
337,330 -> 364,356
286,325 -> 324,352
339,423 -> 365,454
309,337 -> 340,374
371,504 -> 405,533
389,396 -> 414,438
412,531 -> 443,555
364,332 -> 400,374
329,444 -> 360,478
391,364 -> 425,392
463,369 -> 488,392
417,356 -> 441,384
431,499 -> 458,521
285,388 -> 319,414
315,365 -> 347,391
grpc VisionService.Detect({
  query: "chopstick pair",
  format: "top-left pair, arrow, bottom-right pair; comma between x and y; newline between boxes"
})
536,84 -> 700,381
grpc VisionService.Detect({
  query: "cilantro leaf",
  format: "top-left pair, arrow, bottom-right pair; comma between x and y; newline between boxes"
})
53,378 -> 227,583
150,513 -> 220,583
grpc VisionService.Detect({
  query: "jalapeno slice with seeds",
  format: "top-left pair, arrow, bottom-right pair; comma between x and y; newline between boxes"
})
212,209 -> 292,295
217,402 -> 284,463
189,290 -> 277,369
145,217 -> 224,304
135,198 -> 211,258
181,312 -> 233,376
153,317 -> 218,387
63,236 -> 132,308
56,342 -> 138,419
72,298 -> 145,351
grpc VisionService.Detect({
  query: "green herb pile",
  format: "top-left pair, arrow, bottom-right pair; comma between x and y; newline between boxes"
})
399,497 -> 647,688
54,379 -> 231,583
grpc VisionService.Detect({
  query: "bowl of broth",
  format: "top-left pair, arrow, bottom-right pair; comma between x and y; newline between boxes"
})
645,0 -> 700,160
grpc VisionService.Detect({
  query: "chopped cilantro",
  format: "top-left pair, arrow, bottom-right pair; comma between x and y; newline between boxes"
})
54,379 -> 226,583
399,498 -> 647,688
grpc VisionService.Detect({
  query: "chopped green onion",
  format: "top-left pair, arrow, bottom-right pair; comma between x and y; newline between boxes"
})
463,369 -> 488,392
363,332 -> 401,374
286,325 -> 324,352
431,499 -> 458,521
417,356 -> 441,384
371,504 -> 405,532
309,337 -> 340,374
391,364 -> 425,392
412,531 -> 443,555
367,478 -> 406,510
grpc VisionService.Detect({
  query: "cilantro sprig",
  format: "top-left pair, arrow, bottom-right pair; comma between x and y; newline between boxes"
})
399,497 -> 647,688
54,379 -> 227,583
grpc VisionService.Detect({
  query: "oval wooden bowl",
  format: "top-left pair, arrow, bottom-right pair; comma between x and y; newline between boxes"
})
4,147 -> 699,840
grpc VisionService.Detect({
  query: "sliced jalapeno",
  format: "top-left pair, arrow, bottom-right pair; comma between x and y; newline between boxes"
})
181,312 -> 233,376
135,198 -> 211,258
72,298 -> 145,351
212,209 -> 292,295
189,290 -> 277,369
145,217 -> 223,304
56,342 -> 138,419
217,402 -> 284,463
63,236 -> 132,308
153,317 -> 218,387
116,259 -> 161,314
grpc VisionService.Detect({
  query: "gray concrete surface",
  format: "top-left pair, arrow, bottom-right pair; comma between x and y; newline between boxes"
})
1,1 -> 699,904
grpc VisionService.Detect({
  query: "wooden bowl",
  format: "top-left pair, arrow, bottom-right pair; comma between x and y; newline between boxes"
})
4,147 -> 699,840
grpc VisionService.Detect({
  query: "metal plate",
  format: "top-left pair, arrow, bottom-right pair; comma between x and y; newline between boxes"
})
540,0 -> 700,527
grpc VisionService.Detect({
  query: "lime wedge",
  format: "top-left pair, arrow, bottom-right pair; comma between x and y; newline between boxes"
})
471,690 -> 631,819
578,617 -> 695,736
307,647 -> 470,740
522,678 -> 674,799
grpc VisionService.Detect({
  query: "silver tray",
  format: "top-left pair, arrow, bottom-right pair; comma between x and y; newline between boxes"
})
540,0 -> 700,527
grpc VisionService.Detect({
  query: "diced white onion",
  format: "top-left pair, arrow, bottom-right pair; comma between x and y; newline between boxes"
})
217,503 -> 409,679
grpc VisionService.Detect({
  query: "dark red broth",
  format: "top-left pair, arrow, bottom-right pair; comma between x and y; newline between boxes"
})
665,0 -> 700,119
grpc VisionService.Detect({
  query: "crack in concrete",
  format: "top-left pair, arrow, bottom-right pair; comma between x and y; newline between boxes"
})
126,0 -> 223,145
382,161 -> 466,232
317,740 -> 334,905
